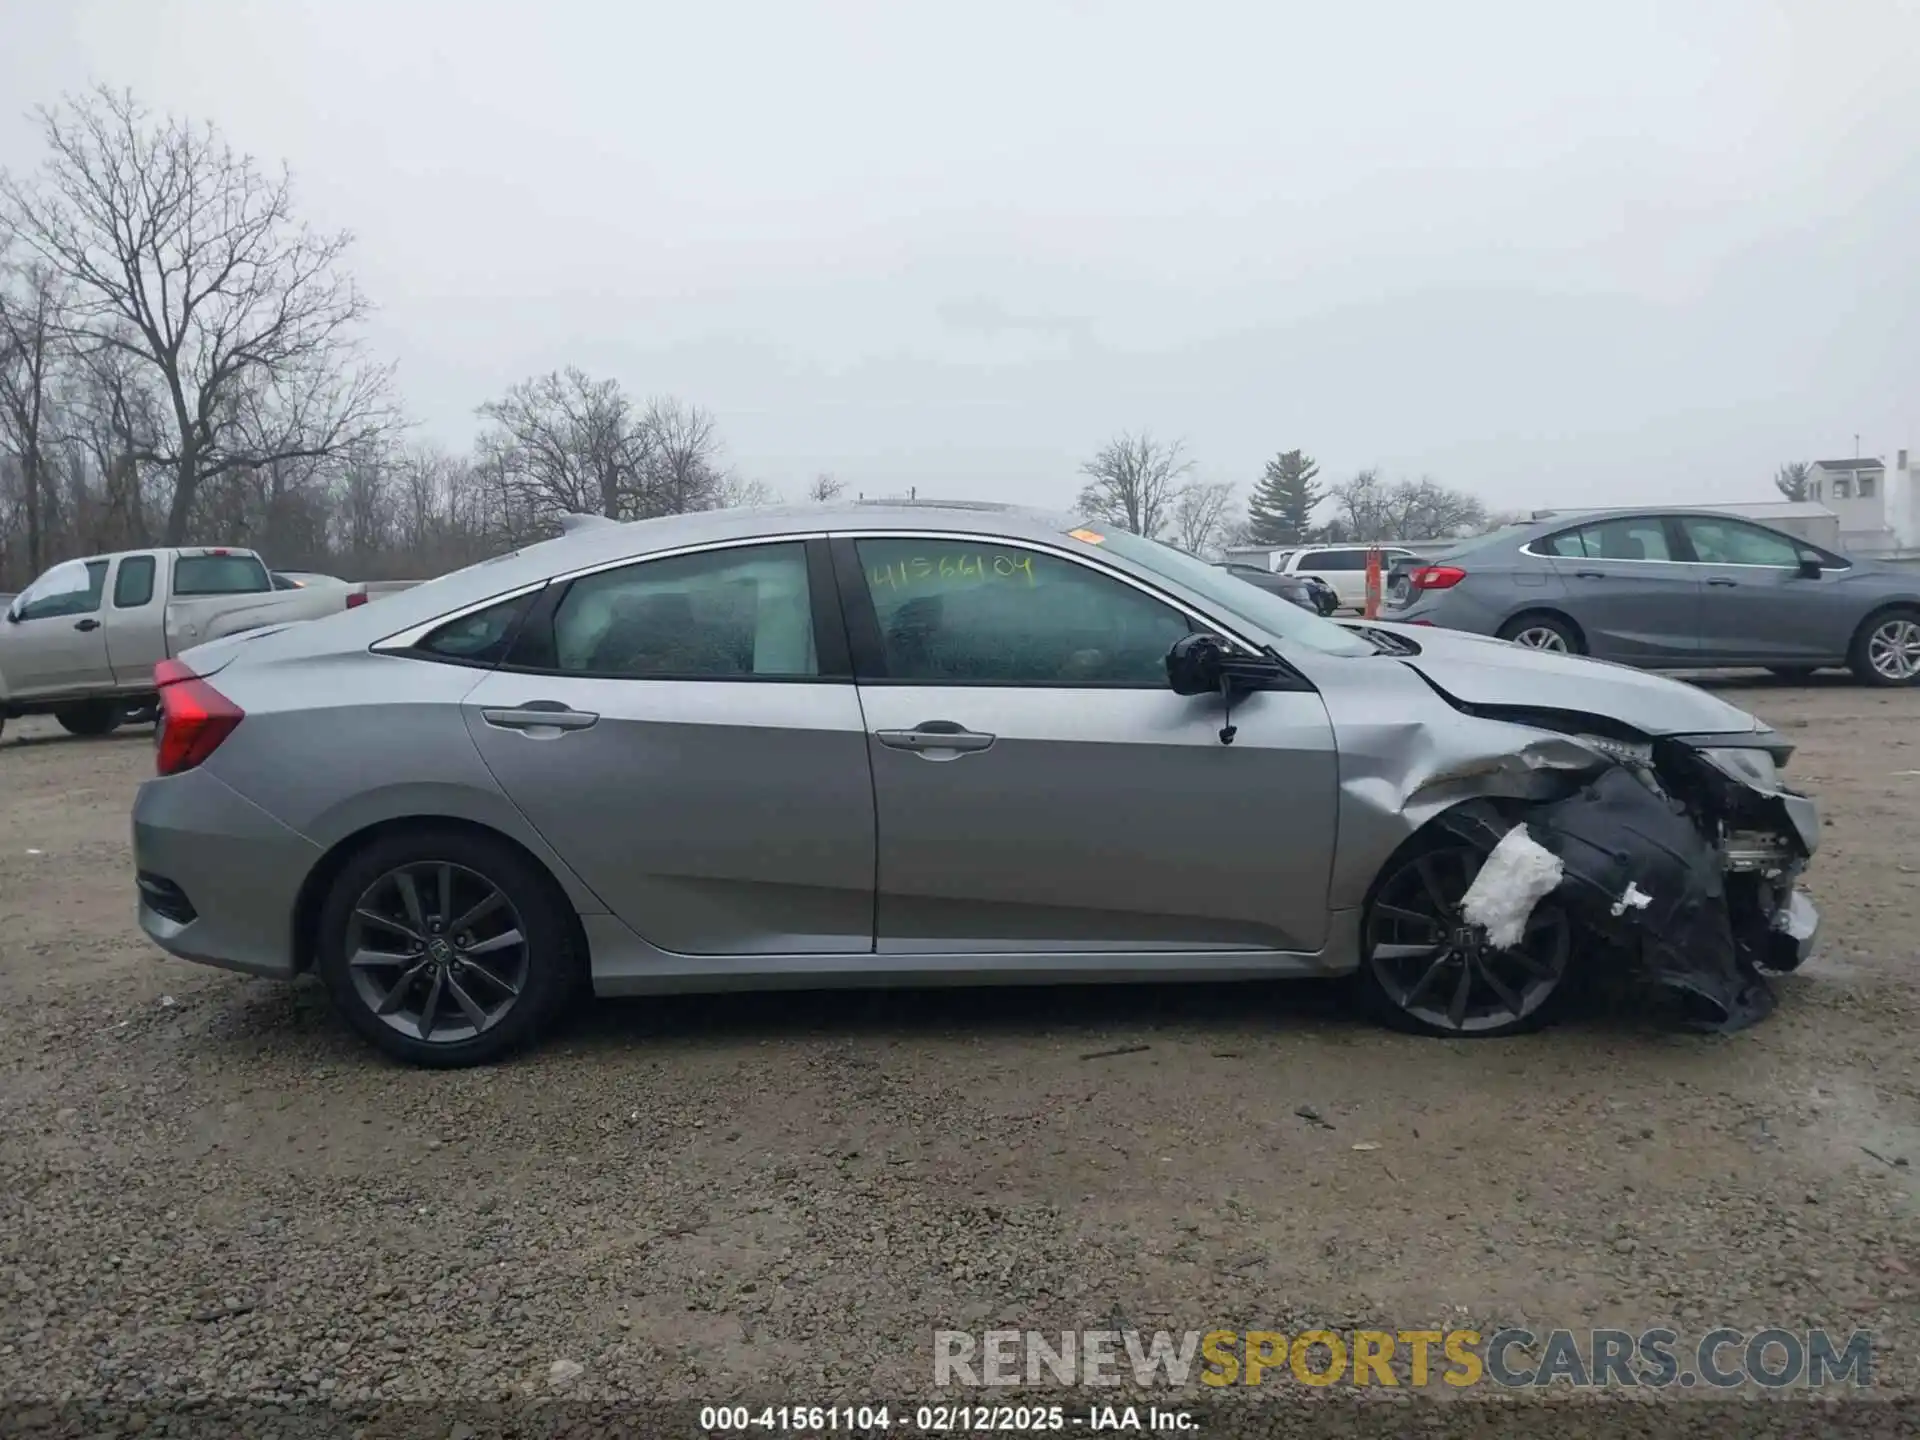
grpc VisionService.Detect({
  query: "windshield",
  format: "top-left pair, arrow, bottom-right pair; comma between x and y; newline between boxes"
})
1077,526 -> 1374,658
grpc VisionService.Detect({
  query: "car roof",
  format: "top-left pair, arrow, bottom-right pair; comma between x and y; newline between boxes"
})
266,500 -> 1087,647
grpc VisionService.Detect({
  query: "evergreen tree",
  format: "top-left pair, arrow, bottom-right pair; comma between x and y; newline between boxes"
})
1247,450 -> 1322,544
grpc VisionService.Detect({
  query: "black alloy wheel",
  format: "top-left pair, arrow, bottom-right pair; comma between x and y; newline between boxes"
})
1358,842 -> 1574,1038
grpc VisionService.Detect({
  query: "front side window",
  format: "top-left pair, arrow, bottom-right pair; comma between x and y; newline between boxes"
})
114,555 -> 156,608
15,559 -> 109,621
855,537 -> 1191,685
548,542 -> 817,678
1681,517 -> 1800,568
1545,517 -> 1673,562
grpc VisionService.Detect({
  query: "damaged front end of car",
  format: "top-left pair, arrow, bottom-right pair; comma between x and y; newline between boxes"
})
1421,712 -> 1820,1032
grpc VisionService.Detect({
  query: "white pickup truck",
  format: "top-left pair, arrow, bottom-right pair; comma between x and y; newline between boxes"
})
1,546 -> 379,741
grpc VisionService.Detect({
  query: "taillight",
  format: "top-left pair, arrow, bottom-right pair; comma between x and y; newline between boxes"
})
1409,564 -> 1467,591
154,660 -> 244,776
346,591 -> 368,609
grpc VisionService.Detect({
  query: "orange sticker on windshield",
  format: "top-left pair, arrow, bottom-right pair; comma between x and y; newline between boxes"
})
1068,528 -> 1105,545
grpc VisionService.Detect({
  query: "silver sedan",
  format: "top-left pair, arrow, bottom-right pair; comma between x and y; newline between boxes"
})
133,503 -> 1823,1066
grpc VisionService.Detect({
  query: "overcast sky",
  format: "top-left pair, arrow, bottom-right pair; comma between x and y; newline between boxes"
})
3,0 -> 1916,513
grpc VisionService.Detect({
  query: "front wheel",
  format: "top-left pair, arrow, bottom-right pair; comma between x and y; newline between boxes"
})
1497,612 -> 1582,655
55,701 -> 123,737
1355,841 -> 1575,1038
1848,609 -> 1920,687
316,828 -> 580,1067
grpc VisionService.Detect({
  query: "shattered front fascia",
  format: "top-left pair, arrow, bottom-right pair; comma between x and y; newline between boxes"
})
1324,698 -> 1821,1033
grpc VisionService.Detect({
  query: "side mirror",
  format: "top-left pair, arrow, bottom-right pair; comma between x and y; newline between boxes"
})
1167,633 -> 1228,696
1166,633 -> 1291,695
1166,633 -> 1293,745
4,606 -> 19,624
1796,553 -> 1823,579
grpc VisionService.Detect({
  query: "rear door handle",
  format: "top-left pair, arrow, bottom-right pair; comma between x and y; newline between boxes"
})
1706,577 -> 1738,587
481,702 -> 599,732
875,721 -> 996,756
1573,570 -> 1606,580
74,618 -> 101,631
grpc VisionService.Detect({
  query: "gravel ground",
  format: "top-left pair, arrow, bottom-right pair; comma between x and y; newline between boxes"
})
1,679 -> 1917,1431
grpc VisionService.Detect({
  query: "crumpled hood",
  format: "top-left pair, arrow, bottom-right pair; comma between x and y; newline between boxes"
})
1365,622 -> 1765,737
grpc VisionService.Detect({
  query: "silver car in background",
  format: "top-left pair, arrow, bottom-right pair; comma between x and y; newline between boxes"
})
1386,508 -> 1920,685
133,503 -> 1821,1066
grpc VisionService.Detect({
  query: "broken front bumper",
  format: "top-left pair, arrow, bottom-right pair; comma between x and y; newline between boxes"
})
1441,738 -> 1822,1033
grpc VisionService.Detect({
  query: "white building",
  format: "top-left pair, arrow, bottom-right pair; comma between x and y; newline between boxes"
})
1806,454 -> 1920,561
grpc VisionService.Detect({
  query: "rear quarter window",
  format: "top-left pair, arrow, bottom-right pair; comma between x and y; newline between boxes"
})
173,554 -> 272,596
113,555 -> 156,607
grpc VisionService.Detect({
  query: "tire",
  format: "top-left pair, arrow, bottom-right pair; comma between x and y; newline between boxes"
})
1354,838 -> 1576,1039
55,701 -> 123,737
1497,612 -> 1583,655
1767,667 -> 1818,682
1847,607 -> 1920,688
315,827 -> 581,1068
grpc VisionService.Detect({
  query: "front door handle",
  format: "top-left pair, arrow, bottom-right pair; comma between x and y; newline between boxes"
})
1706,577 -> 1738,587
1572,570 -> 1606,580
74,618 -> 101,632
482,702 -> 599,732
875,721 -> 996,756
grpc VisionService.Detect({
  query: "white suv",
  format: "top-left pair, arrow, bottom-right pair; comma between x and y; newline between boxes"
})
1267,545 -> 1419,612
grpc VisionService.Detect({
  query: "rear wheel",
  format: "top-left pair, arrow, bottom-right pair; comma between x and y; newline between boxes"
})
316,828 -> 579,1067
1497,612 -> 1582,655
55,701 -> 123,737
1848,608 -> 1920,687
1356,840 -> 1575,1038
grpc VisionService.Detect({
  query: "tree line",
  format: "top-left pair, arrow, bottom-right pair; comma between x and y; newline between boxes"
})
0,88 -> 777,590
4,87 -> 1504,593
1075,433 -> 1501,557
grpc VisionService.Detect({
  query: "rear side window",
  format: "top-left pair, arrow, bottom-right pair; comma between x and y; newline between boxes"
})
114,555 -> 156,608
1541,517 -> 1673,562
547,542 -> 819,679
412,592 -> 538,667
173,554 -> 271,596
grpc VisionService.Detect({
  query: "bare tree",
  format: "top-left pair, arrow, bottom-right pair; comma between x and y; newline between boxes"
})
716,473 -> 779,508
0,259 -> 65,572
60,332 -> 161,550
0,87 -> 396,543
1168,479 -> 1235,556
476,367 -> 647,520
1324,470 -> 1486,542
637,396 -> 723,516
807,472 -> 845,503
1076,431 -> 1192,538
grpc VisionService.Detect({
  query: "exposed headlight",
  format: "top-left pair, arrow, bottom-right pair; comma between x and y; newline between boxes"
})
1697,746 -> 1780,791
1576,733 -> 1653,766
